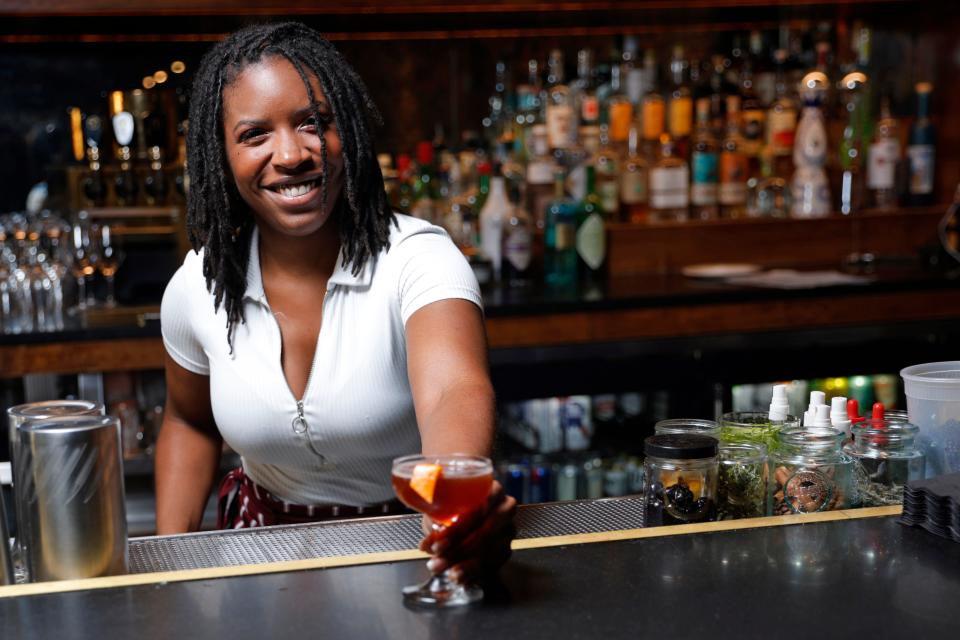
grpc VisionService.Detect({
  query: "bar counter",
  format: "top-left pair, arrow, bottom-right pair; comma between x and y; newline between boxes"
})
2,504 -> 958,638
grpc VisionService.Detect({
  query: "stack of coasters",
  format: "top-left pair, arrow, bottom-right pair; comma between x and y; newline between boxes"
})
898,472 -> 960,543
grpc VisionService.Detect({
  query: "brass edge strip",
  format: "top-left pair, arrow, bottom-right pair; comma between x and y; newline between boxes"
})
0,505 -> 901,599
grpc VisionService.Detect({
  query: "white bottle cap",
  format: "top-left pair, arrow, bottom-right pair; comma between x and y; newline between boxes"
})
811,403 -> 832,429
808,390 -> 826,410
830,396 -> 848,420
769,384 -> 790,421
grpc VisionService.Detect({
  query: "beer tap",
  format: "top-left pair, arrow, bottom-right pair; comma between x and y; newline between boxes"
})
111,111 -> 138,206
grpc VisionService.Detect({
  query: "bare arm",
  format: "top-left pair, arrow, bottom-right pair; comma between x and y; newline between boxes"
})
405,298 -> 495,456
155,353 -> 222,534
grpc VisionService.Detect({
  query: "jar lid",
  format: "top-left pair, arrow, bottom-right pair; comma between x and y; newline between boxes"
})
644,433 -> 718,459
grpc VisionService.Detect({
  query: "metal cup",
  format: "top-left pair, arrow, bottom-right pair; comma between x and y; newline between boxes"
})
6,400 -> 102,579
17,415 -> 127,582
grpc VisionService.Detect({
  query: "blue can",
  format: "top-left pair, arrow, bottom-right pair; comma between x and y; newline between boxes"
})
529,457 -> 553,503
501,462 -> 530,504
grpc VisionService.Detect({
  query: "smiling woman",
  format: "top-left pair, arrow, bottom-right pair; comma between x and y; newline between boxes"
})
154,22 -> 515,587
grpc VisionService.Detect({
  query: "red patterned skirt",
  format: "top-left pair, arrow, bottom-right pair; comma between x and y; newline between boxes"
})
216,467 -> 410,529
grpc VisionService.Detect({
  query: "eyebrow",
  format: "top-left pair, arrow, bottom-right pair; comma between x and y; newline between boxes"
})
231,104 -> 331,132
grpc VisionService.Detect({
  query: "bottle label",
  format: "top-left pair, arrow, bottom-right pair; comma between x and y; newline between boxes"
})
480,210 -> 504,271
668,96 -> 693,137
598,181 -> 620,215
867,139 -> 900,189
642,99 -> 665,140
626,69 -> 645,105
742,109 -> 766,151
576,212 -> 606,270
609,102 -> 633,142
527,160 -> 555,185
768,107 -> 797,154
554,221 -> 575,250
504,226 -> 532,271
692,151 -> 718,185
907,144 -> 935,195
719,150 -> 748,205
581,95 -> 600,124
620,168 -> 647,204
650,166 -> 689,209
547,104 -> 575,149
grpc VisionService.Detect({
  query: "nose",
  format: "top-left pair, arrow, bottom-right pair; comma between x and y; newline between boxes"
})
272,127 -> 310,171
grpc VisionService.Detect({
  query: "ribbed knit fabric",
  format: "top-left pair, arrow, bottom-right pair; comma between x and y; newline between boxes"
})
160,214 -> 482,505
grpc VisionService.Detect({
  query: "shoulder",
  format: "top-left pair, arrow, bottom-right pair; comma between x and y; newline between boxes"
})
386,212 -> 452,249
164,248 -> 207,298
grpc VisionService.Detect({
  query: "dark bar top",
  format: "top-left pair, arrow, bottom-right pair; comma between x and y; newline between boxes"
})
3,514 -> 959,638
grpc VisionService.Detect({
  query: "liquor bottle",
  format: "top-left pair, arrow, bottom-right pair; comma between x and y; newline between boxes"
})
739,42 -> 767,177
791,71 -> 831,218
82,146 -> 107,207
622,34 -> 645,107
649,133 -> 690,223
767,49 -> 798,180
690,98 -> 719,220
112,110 -> 138,206
640,53 -> 665,160
544,171 -> 578,288
546,49 -> 576,151
867,95 -> 900,211
707,54 -> 736,140
525,124 -> 556,231
620,121 -> 649,223
501,198 -> 534,287
837,71 -> 868,215
577,165 -> 607,289
411,141 -> 437,222
143,145 -> 167,206
575,49 -> 600,128
749,30 -> 776,107
667,45 -> 693,160
480,169 -> 510,282
483,60 -> 511,146
593,127 -> 621,219
606,64 -> 633,151
719,95 -> 748,218
906,82 -> 936,206
514,59 -> 543,154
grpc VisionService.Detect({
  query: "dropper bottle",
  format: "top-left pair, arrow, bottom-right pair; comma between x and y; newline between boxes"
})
804,390 -> 826,427
830,396 -> 851,438
769,384 -> 790,421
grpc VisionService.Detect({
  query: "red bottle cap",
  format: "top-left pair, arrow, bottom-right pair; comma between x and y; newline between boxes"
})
871,402 -> 885,424
848,398 -> 865,424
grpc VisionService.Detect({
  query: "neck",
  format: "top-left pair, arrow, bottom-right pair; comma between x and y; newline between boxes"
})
257,213 -> 342,283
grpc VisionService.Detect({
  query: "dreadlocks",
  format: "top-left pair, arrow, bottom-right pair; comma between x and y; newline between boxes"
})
186,22 -> 395,348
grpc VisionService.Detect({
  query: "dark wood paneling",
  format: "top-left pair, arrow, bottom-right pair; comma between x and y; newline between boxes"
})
0,338 -> 165,378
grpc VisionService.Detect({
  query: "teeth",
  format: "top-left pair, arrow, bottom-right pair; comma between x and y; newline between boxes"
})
276,180 -> 316,198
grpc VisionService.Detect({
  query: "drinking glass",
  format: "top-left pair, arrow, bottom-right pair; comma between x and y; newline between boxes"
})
97,224 -> 122,307
391,454 -> 494,607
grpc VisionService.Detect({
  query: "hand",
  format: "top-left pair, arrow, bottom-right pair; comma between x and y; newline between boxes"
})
419,480 -> 517,584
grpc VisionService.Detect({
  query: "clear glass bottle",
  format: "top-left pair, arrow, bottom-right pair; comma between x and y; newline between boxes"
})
769,427 -> 859,514
791,71 -> 831,218
606,63 -> 633,152
546,49 -> 576,151
767,49 -> 798,180
620,121 -> 649,223
867,95 -> 901,211
844,419 -> 925,506
575,48 -> 600,128
649,133 -> 689,223
906,82 -> 935,206
717,443 -> 768,520
643,433 -> 719,526
524,124 -> 556,232
479,171 -> 510,282
719,95 -> 748,218
690,97 -> 719,220
593,127 -> 621,219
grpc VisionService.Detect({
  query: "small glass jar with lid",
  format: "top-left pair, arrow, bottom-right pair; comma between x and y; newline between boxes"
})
717,443 -> 768,520
655,418 -> 720,439
844,420 -> 925,506
720,411 -> 799,452
769,427 -> 859,515
643,434 -> 719,527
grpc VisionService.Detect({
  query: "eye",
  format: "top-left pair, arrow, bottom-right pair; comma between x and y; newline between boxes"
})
237,127 -> 266,143
301,114 -> 333,132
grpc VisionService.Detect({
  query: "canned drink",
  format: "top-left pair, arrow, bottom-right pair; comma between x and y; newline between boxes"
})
555,463 -> 580,501
529,457 -> 553,503
603,467 -> 628,497
501,462 -> 530,504
582,458 -> 604,499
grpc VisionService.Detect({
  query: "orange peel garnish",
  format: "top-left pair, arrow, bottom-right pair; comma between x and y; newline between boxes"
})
410,463 -> 442,503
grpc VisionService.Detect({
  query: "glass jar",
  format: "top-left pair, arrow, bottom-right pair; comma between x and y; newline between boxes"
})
643,434 -> 719,526
720,411 -> 799,452
844,420 -> 925,506
717,443 -> 768,520
769,427 -> 858,514
655,418 -> 720,438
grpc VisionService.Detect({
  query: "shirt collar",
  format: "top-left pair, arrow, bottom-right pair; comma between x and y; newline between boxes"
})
243,226 -> 374,303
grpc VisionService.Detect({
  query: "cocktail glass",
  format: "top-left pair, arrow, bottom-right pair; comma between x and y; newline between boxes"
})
391,454 -> 494,607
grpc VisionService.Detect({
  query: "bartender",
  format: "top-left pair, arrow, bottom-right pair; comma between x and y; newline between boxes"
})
156,22 -> 515,583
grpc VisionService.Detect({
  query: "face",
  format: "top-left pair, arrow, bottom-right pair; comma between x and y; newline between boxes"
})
222,56 -> 344,238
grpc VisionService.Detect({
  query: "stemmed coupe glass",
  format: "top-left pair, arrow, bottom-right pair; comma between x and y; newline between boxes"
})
391,454 -> 494,607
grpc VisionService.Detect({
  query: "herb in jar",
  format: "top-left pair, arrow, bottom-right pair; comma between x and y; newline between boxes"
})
717,462 -> 766,520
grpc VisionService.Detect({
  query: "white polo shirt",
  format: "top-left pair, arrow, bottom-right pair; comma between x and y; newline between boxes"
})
160,214 -> 482,506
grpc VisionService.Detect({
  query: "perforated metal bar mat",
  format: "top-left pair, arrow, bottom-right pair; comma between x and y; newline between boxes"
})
127,497 -> 646,574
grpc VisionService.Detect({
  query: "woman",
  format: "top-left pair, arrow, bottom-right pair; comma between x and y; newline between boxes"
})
157,22 -> 514,583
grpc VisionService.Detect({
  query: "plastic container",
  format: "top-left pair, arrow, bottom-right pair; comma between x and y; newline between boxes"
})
844,420 -> 925,506
719,411 -> 800,453
717,443 -> 768,520
654,418 -> 720,438
901,361 -> 960,477
769,427 -> 858,514
643,434 -> 719,526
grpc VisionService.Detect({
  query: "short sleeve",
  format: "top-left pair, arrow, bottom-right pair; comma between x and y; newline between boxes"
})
160,253 -> 210,375
391,228 -> 483,326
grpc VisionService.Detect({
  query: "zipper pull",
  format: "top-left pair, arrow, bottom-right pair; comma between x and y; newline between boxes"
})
292,401 -> 308,434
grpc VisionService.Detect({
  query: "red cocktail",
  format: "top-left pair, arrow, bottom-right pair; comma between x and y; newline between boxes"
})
391,454 -> 494,607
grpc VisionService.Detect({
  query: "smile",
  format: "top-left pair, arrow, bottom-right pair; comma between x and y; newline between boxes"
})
265,178 -> 320,199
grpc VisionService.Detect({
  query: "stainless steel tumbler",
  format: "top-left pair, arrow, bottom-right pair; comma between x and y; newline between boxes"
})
17,415 -> 127,582
6,400 -> 103,579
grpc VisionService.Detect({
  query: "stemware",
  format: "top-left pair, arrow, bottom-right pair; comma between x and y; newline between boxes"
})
391,454 -> 494,607
97,224 -> 122,307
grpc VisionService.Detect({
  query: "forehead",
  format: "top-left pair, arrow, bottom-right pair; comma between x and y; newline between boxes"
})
222,55 -> 327,119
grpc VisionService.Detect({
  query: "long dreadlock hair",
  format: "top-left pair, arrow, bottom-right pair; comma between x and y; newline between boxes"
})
186,22 -> 395,348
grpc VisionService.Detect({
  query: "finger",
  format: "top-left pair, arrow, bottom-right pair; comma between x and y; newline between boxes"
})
448,542 -> 513,584
434,492 -> 515,557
